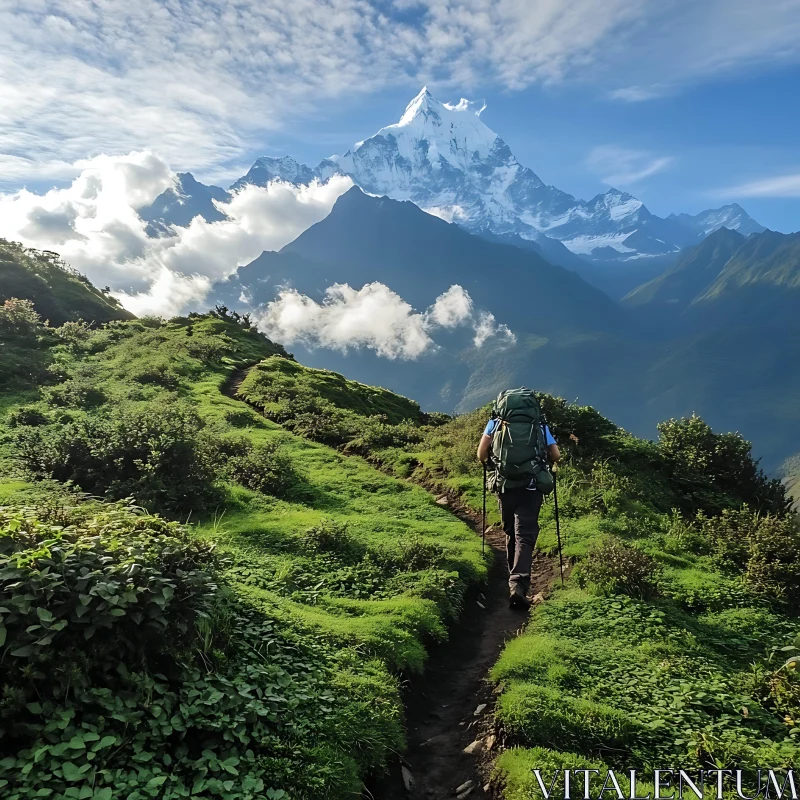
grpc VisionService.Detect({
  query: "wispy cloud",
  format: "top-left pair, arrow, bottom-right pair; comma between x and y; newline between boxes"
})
2,0 -> 800,186
717,173 -> 800,198
608,85 -> 669,102
587,146 -> 674,186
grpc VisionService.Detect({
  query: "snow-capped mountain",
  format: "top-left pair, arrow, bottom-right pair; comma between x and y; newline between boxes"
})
230,156 -> 317,191
666,204 -> 765,238
141,88 -> 764,265
236,87 -> 763,261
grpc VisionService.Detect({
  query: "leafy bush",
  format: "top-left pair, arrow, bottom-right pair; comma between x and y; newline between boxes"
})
0,297 -> 45,335
0,501 -> 217,728
658,415 -> 789,515
228,439 -> 299,498
15,400 -> 222,514
699,508 -> 800,607
577,536 -> 662,599
0,500 -> 401,800
302,519 -> 362,561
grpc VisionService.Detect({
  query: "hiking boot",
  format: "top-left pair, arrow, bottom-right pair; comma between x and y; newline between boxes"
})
508,585 -> 531,610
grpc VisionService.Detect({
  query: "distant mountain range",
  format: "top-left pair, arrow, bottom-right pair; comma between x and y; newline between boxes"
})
25,87 -> 800,477
142,87 -> 764,296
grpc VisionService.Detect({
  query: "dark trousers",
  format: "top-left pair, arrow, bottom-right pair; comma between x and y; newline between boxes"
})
499,487 -> 543,594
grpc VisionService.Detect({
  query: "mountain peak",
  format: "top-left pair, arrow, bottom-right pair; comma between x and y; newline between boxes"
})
398,86 -> 440,125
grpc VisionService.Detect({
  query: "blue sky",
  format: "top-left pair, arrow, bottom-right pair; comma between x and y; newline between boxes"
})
2,0 -> 800,232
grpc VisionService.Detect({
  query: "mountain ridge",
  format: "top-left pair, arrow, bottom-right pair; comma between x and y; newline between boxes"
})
139,88 -> 764,274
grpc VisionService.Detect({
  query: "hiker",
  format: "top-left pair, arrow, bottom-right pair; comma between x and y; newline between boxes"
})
476,388 -> 561,610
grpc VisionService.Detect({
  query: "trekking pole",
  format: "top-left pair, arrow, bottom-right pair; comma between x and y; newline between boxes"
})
553,469 -> 564,585
482,462 -> 487,557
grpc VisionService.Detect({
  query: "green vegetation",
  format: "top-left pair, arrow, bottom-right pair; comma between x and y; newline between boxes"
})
401,396 -> 799,797
0,240 -> 132,325
3,258 -> 800,799
0,305 -> 485,798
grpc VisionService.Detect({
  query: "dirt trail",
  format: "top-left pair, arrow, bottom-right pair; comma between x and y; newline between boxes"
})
367,498 -> 558,800
221,366 -> 560,799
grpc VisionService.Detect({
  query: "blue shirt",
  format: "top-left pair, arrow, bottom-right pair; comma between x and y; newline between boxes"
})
483,419 -> 556,446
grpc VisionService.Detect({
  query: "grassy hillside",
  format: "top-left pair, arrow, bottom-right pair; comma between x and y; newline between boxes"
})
206,352 -> 800,796
0,240 -> 133,325
2,273 -> 799,799
623,227 -> 745,313
401,400 -> 799,798
0,307 -> 485,798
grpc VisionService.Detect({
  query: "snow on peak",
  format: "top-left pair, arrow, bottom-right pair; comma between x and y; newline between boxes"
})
397,86 -> 439,126
355,86 -> 501,170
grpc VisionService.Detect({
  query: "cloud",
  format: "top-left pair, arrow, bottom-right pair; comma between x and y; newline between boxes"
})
3,1 -> 800,187
608,85 -> 668,102
587,145 -> 674,185
0,151 -> 353,316
256,282 -> 514,359
717,173 -> 800,198
424,284 -> 474,328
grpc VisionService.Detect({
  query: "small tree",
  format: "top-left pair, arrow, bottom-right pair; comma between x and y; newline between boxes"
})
657,414 -> 789,515
0,298 -> 45,337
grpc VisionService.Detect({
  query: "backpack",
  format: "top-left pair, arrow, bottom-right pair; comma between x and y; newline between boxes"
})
487,388 -> 554,495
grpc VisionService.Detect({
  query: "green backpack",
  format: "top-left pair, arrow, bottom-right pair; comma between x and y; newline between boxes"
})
487,388 -> 554,494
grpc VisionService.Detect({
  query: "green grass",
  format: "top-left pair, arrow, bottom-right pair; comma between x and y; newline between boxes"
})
0,239 -> 133,325
239,355 -> 423,424
0,312 -> 486,798
411,401 -> 800,795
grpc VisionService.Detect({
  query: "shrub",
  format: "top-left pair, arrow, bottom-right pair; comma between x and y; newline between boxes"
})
0,501 -> 370,800
7,405 -> 49,427
0,297 -> 44,336
578,535 -> 662,600
15,400 -> 222,514
228,440 -> 299,498
0,501 -> 217,744
700,508 -> 800,607
657,415 -> 789,515
303,519 -> 362,561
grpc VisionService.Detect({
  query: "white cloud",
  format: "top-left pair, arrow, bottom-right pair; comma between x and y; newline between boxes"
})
256,282 -> 514,359
473,311 -> 514,347
424,284 -> 474,328
717,173 -> 800,198
608,85 -> 668,102
587,145 -> 674,186
0,151 -> 353,316
3,1 -> 800,187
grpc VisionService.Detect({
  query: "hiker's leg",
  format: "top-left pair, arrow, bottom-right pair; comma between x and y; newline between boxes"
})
499,492 -> 516,574
509,490 -> 543,595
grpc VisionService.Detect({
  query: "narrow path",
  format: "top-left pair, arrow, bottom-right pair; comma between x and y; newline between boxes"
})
367,498 -> 558,800
221,365 -> 560,799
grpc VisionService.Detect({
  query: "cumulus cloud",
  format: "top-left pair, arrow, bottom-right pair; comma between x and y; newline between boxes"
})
0,151 -> 353,316
587,145 -> 674,186
256,282 -> 514,359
